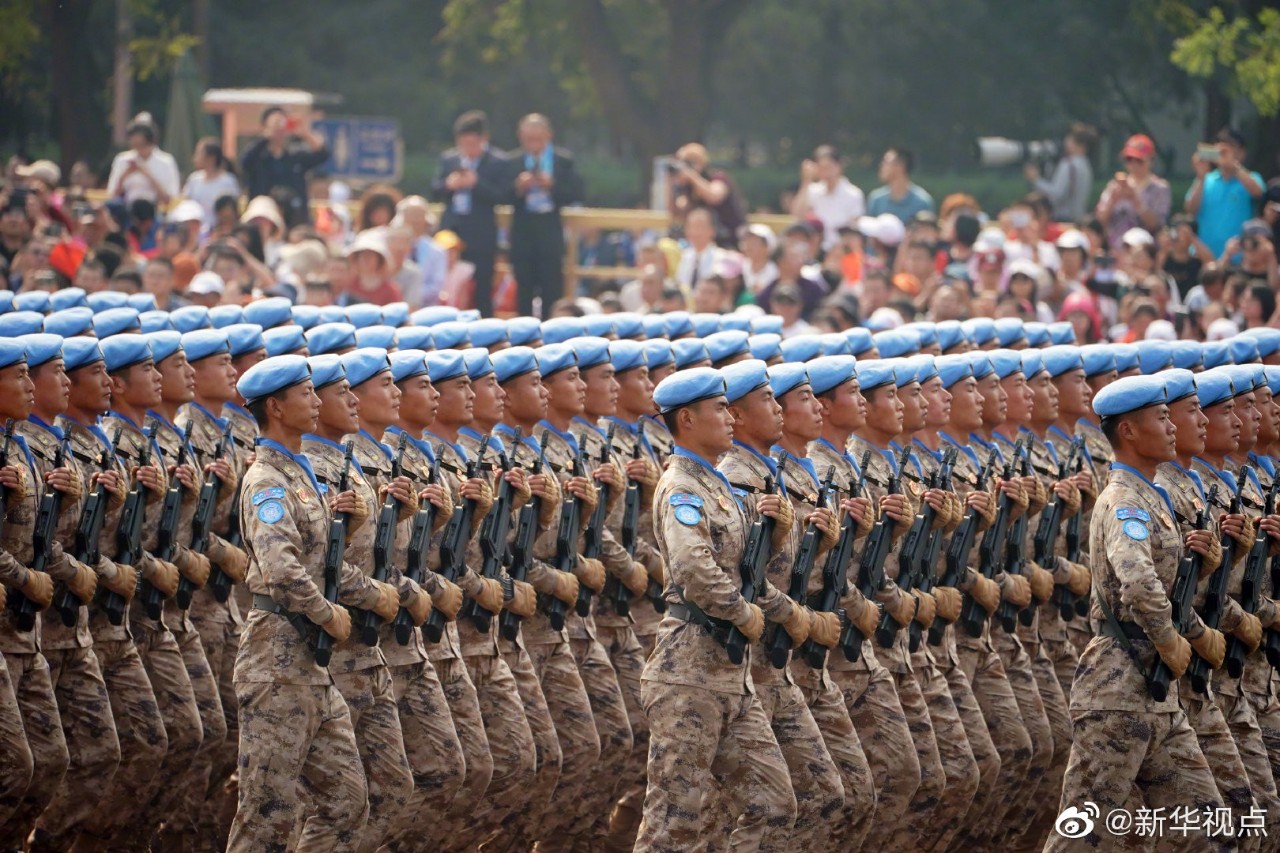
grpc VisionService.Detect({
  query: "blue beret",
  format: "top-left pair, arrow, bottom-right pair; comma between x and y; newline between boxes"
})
893,359 -> 921,387
0,291 -> 12,314
780,336 -> 823,364
642,339 -> 674,369
87,291 -> 128,313
641,315 -> 668,340
411,306 -> 459,326
243,297 -> 293,330
183,329 -> 231,363
430,321 -> 470,349
395,327 -> 435,351
819,333 -> 852,357
1048,321 -> 1077,346
902,322 -> 938,348
21,333 -> 62,368
308,354 -> 346,391
541,317 -> 586,345
748,334 -> 782,362
567,336 -> 611,371
1221,364 -> 1266,394
144,330 -> 183,364
1041,345 -> 1084,378
306,322 -> 358,356
905,354 -> 938,385
291,305 -> 321,331
170,305 -> 212,333
537,343 -> 578,379
381,302 -> 410,328
139,310 -> 174,333
1241,327 -> 1280,358
768,362 -> 810,399
390,350 -> 429,383
424,350 -> 467,384
874,329 -> 919,359
750,315 -> 784,336
653,366 -> 725,414
845,327 -> 875,356
1266,366 -> 1280,396
356,325 -> 399,350
458,310 -> 481,323
961,317 -> 998,347
100,334 -> 152,373
966,352 -> 995,380
1138,341 -> 1175,375
611,339 -> 648,374
507,316 -> 542,347
208,305 -> 244,328
461,347 -> 494,380
705,331 -> 751,365
665,311 -> 694,338
91,308 -> 140,338
722,359 -> 771,403
0,310 -> 47,338
1196,369 -> 1236,408
239,355 -> 311,405
62,337 -> 102,372
341,347 -> 393,388
493,346 -> 539,384
1112,344 -> 1140,374
226,323 -> 266,358
936,354 -> 973,388
808,355 -> 857,396
1093,375 -> 1168,418
43,307 -> 94,338
691,313 -> 722,338
719,313 -> 752,333
1023,322 -> 1050,348
989,349 -> 1024,380
0,338 -> 26,370
49,287 -> 87,312
855,359 -> 897,392
582,314 -> 617,339
1080,344 -> 1117,378
1162,369 -> 1197,404
936,320 -> 967,353
1170,340 -> 1203,371
469,318 -> 509,349
318,306 -> 348,325
672,339 -> 711,370
994,318 -> 1026,348
127,293 -> 156,313
345,303 -> 384,329
263,325 -> 308,357
1230,336 -> 1261,365
13,291 -> 50,314
1201,341 -> 1232,370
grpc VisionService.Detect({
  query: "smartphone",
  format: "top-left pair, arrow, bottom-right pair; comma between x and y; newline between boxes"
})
1197,143 -> 1220,164
285,115 -> 300,132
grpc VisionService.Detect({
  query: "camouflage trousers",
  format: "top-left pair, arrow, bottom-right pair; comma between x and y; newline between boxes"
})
29,645 -> 120,852
595,624 -> 650,840
332,664 -> 413,853
226,680 -> 368,853
1044,709 -> 1227,853
828,660 -> 920,852
498,644 -> 561,848
883,667 -> 945,852
434,656 -> 493,852
930,652 -> 1001,852
0,651 -> 33,832
635,680 -> 797,853
566,635 -> 634,843
796,673 -> 876,851
1184,689 -> 1271,853
460,653 -> 536,846
189,613 -> 241,846
77,638 -> 167,849
1015,638 -> 1073,850
0,651 -> 68,845
991,630 -> 1055,839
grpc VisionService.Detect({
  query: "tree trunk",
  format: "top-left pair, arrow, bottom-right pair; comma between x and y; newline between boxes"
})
45,0 -> 103,170
112,0 -> 133,146
1203,80 -> 1230,141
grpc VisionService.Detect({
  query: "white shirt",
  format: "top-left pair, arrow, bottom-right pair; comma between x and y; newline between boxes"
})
676,245 -> 724,288
742,260 -> 778,295
106,148 -> 181,205
181,170 -> 241,225
803,178 -> 865,249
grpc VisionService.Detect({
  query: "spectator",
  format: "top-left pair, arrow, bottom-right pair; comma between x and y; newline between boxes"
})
210,195 -> 240,241
1159,214 -> 1212,298
239,106 -> 330,228
358,187 -> 401,231
790,145 -> 865,251
667,142 -> 745,247
619,264 -> 668,313
866,148 -> 934,223
140,256 -> 186,310
105,112 -> 181,207
1223,218 -> 1278,290
125,199 -> 160,258
182,137 -> 240,227
506,113 -> 584,316
0,198 -> 29,268
435,230 -> 476,308
675,208 -> 724,289
658,283 -> 688,312
75,258 -> 108,293
1023,122 -> 1097,221
110,266 -> 144,294
1052,228 -> 1090,307
384,224 -> 424,305
770,283 -> 816,338
431,110 -> 507,315
1186,127 -> 1265,257
1059,291 -> 1103,343
1241,283 -> 1276,328
240,196 -> 287,268
757,242 -> 828,317
395,196 -> 447,307
340,229 -> 402,306
185,271 -> 225,308
692,274 -> 730,314
1096,133 -> 1171,251
14,160 -> 74,233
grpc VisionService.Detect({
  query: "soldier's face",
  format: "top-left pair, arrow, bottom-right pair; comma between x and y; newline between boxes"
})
729,385 -> 782,446
1202,399 -> 1241,456
682,396 -> 734,457
978,373 -> 1007,427
355,371 -> 401,430
1028,371 -> 1058,424
649,362 -> 675,388
865,386 -> 903,436
1127,404 -> 1176,463
192,353 -> 238,404
1235,392 -> 1260,450
616,366 -> 653,419
317,380 -> 359,435
948,377 -> 983,433
31,357 -> 69,418
780,384 -> 823,442
1000,373 -> 1032,424
921,376 -> 951,429
0,361 -> 34,421
899,382 -> 927,433
397,376 -> 438,429
232,349 -> 267,383
582,364 -> 618,418
435,376 -> 474,427
502,371 -> 547,424
277,380 -> 321,434
158,351 -> 195,405
471,373 -> 506,425
545,367 -> 585,419
1255,387 -> 1279,444
820,380 -> 866,432
69,362 -> 112,416
1053,369 -> 1091,419
1169,397 -> 1207,457
112,359 -> 162,410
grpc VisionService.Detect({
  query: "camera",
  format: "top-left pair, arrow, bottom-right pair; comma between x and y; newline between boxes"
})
4,186 -> 30,213
975,137 -> 1061,168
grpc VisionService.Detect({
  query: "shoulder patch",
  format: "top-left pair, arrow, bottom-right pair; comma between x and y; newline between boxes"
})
673,504 -> 702,526
1116,507 -> 1151,522
257,500 -> 285,524
251,487 -> 286,506
1122,519 -> 1148,541
670,493 -> 703,508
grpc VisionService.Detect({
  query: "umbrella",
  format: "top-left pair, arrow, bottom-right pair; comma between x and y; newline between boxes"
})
164,49 -> 212,176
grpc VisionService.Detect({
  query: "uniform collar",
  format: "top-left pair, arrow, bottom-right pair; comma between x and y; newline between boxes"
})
1166,460 -> 1206,501
259,437 -> 324,498
385,424 -> 436,463
1112,461 -> 1175,517
673,445 -> 735,495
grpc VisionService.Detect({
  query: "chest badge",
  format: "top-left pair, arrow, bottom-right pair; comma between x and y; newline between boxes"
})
717,494 -> 731,511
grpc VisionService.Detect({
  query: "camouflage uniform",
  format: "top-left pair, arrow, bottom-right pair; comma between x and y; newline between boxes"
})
636,448 -> 798,853
1045,465 -> 1224,853
1072,417 -> 1111,656
227,437 -> 381,852
0,649 -> 33,832
631,415 -> 672,654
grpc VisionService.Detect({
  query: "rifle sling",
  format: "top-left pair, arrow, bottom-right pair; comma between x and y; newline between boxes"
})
1092,588 -> 1153,680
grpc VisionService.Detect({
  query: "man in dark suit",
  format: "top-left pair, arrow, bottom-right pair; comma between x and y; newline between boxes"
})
431,110 -> 507,316
506,113 -> 584,317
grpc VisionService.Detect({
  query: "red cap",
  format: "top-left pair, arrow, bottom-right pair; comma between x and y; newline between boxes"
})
977,249 -> 1005,270
1121,134 -> 1155,161
48,241 -> 85,280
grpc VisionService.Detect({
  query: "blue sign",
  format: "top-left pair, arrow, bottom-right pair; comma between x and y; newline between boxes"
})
315,116 -> 402,182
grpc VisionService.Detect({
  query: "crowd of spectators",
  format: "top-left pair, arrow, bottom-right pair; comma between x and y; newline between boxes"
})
4,108 -> 1280,345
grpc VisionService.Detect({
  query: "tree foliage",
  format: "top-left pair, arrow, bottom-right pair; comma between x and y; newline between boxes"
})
1170,5 -> 1280,116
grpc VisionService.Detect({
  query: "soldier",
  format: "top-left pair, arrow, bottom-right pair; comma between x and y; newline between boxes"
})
1047,373 -> 1228,852
636,366 -> 799,852
637,340 -> 676,468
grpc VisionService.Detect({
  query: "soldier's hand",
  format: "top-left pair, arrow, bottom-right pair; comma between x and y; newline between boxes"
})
463,477 -> 494,535
149,559 -> 180,598
1002,574 -> 1033,608
844,496 -> 875,538
505,580 -> 537,618
506,468 -> 532,512
552,570 -> 580,606
204,457 -> 233,486
1186,529 -> 1221,577
0,465 -> 26,503
933,586 -> 962,623
566,476 -> 598,524
1054,480 -> 1081,516
944,491 -> 964,532
67,559 -> 98,602
807,507 -> 839,557
810,610 -> 841,647
19,569 -> 54,608
627,458 -> 660,507
1220,513 -> 1254,556
1155,634 -> 1193,678
647,558 -> 665,586
880,493 -> 911,533
1000,478 -> 1029,513
419,484 -> 454,532
576,557 -> 606,593
371,580 -> 400,623
473,577 -> 505,615
134,464 -> 164,500
1260,514 -> 1280,555
972,575 -> 1002,614
170,463 -> 198,496
331,490 -> 368,538
209,539 -> 249,583
383,476 -> 419,522
433,577 -> 463,620
178,551 -> 211,588
103,561 -> 137,600
1028,563 -> 1055,603
923,489 -> 949,529
592,460 -> 619,490
759,493 -> 794,550
321,603 -> 352,642
737,603 -> 765,642
529,474 -> 561,527
406,588 -> 433,625
912,590 -> 936,628
968,490 -> 997,532
1189,627 -> 1227,669
851,598 -> 881,638
1233,612 -> 1264,652
46,465 -> 83,502
1026,477 -> 1049,516
779,605 -> 811,646
887,590 -> 918,627
622,562 -> 650,598
93,470 -> 127,509
604,460 -> 626,514
1067,562 -> 1092,597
